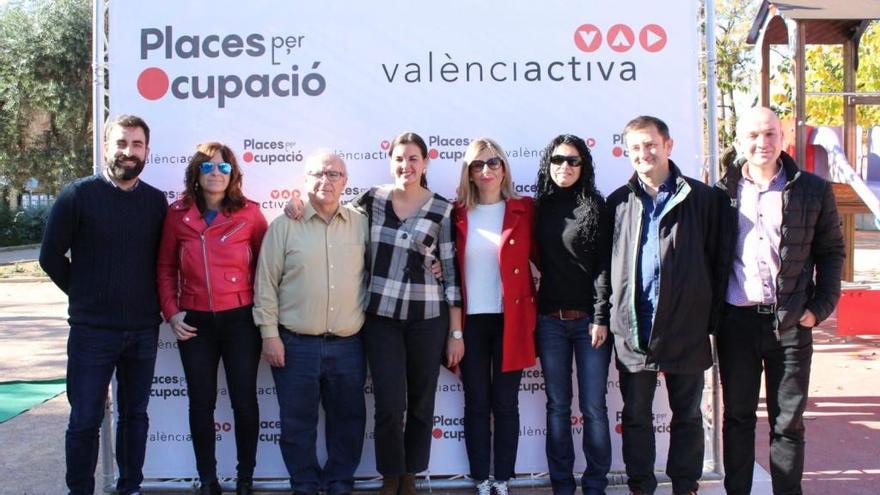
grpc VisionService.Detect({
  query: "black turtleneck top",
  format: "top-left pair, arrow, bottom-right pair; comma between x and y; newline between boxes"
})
535,186 -> 610,324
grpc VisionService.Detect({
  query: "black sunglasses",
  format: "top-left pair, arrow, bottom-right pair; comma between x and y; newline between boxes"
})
468,157 -> 504,172
549,155 -> 583,167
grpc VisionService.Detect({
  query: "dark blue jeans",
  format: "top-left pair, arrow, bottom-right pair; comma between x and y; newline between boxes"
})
717,306 -> 813,495
271,330 -> 367,495
460,313 -> 523,482
65,324 -> 159,495
536,315 -> 612,495
618,368 -> 705,495
178,306 -> 262,483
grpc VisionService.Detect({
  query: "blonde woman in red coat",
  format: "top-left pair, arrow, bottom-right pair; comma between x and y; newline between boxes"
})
453,138 -> 537,495
156,142 -> 268,495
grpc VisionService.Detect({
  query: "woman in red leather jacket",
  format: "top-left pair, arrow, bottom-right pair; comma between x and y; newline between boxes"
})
157,142 -> 268,495
452,137 -> 537,495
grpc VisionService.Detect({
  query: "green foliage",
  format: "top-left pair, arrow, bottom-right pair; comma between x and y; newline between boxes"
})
772,22 -> 880,127
0,203 -> 49,246
712,0 -> 760,148
0,0 -> 92,196
710,3 -> 880,151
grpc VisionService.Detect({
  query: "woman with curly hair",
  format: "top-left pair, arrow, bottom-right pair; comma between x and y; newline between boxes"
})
156,142 -> 268,495
533,134 -> 612,495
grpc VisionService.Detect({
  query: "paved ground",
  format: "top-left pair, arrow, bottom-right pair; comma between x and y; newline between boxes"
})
0,282 -> 69,381
1,233 -> 878,494
0,283 -> 755,494
0,245 -> 39,265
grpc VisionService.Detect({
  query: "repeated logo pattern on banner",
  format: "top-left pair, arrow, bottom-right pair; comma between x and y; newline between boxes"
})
147,327 -> 713,478
108,0 -> 709,479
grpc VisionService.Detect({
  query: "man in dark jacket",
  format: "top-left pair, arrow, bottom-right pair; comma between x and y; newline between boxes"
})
714,107 -> 844,495
607,116 -> 720,495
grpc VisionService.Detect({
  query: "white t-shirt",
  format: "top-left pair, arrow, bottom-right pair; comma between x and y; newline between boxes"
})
464,201 -> 504,314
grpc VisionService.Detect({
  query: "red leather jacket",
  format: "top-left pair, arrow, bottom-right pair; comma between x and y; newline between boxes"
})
157,199 -> 268,320
454,197 -> 538,372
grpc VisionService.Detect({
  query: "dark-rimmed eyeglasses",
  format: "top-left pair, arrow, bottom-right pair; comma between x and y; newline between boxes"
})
549,155 -> 582,167
468,157 -> 504,172
307,170 -> 345,182
200,162 -> 232,175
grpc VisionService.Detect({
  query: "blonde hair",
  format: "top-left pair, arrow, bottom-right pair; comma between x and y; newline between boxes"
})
456,137 -> 519,209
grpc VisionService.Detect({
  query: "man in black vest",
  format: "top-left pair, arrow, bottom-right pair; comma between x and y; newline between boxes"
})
40,115 -> 168,495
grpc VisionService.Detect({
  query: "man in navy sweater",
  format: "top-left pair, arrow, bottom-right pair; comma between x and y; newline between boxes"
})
40,115 -> 168,495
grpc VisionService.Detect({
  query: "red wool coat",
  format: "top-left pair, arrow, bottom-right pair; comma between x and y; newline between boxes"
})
454,196 -> 537,372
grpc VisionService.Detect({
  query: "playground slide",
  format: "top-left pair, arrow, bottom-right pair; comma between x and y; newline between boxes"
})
811,125 -> 880,226
868,126 -> 880,182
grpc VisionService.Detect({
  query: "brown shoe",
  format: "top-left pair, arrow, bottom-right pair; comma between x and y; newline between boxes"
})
379,476 -> 400,495
399,473 -> 417,495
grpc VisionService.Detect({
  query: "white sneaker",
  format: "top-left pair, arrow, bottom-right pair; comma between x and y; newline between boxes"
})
492,480 -> 509,495
475,479 -> 492,495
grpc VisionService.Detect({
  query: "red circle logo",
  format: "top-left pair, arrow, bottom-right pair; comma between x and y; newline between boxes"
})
607,24 -> 635,53
137,67 -> 169,101
243,152 -> 254,163
428,149 -> 439,159
573,24 -> 602,53
639,24 -> 667,52
615,423 -> 623,434
432,428 -> 442,439
586,137 -> 597,148
612,146 -> 624,157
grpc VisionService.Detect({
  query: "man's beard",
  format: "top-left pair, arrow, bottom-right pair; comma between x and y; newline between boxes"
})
106,154 -> 146,181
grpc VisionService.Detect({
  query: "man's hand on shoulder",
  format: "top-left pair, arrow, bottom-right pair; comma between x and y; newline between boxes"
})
283,197 -> 305,220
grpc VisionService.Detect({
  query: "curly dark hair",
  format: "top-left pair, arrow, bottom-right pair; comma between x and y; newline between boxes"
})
534,134 -> 604,251
181,141 -> 246,215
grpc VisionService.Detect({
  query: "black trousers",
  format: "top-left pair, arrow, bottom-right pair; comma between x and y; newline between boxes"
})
178,306 -> 262,482
618,368 -> 705,495
363,309 -> 449,475
717,305 -> 813,495
459,313 -> 523,482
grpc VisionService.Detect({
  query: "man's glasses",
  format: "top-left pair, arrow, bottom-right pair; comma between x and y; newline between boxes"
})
200,162 -> 232,175
307,170 -> 345,182
549,155 -> 583,167
468,157 -> 504,172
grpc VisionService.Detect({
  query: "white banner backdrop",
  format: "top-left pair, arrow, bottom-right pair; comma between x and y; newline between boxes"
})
146,325 -> 712,478
107,0 -> 712,480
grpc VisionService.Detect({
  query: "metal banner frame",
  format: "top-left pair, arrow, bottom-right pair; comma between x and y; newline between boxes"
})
92,0 -> 724,491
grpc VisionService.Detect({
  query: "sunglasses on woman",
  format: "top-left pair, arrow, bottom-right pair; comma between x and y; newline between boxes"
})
468,157 -> 504,172
200,162 -> 233,175
549,155 -> 582,167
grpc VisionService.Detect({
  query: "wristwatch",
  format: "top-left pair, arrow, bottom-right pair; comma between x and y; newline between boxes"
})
449,330 -> 463,340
